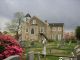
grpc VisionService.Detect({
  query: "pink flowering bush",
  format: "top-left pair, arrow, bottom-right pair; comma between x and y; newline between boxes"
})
0,34 -> 23,60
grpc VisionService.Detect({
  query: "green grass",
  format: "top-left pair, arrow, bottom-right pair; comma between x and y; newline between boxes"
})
24,40 -> 77,60
34,54 -> 59,60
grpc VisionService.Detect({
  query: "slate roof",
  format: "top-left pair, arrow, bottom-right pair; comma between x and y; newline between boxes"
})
25,13 -> 31,18
49,23 -> 64,27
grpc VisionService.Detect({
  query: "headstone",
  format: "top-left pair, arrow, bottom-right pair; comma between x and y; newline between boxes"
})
37,52 -> 41,60
71,52 -> 75,56
42,46 -> 46,56
59,57 -> 63,60
70,57 -> 77,60
4,55 -> 20,60
28,51 -> 34,60
77,55 -> 80,60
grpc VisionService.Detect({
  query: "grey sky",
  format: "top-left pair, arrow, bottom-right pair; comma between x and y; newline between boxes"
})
0,0 -> 80,31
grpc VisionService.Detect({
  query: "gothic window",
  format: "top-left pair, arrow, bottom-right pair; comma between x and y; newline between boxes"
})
31,28 -> 34,34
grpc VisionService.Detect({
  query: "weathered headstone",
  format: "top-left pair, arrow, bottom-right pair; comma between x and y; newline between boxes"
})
77,55 -> 80,60
59,57 -> 63,60
37,52 -> 41,60
28,51 -> 34,60
70,57 -> 77,60
4,55 -> 20,60
74,45 -> 80,60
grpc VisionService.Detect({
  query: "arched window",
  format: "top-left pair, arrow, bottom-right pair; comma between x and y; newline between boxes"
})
31,28 -> 34,34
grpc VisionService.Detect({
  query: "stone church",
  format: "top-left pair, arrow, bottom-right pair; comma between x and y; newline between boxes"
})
20,14 -> 64,41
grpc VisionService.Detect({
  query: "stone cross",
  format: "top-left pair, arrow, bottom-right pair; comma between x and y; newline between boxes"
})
37,52 -> 41,60
42,37 -> 47,58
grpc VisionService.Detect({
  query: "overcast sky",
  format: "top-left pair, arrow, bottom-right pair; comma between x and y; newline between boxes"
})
0,0 -> 80,31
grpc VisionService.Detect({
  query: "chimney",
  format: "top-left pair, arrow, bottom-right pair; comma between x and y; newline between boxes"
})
45,20 -> 48,26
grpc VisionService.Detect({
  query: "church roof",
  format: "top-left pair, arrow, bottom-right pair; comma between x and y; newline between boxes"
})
49,23 -> 64,27
25,13 -> 31,18
31,16 -> 45,25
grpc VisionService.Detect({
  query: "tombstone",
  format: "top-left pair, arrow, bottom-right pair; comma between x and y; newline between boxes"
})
28,51 -> 34,60
42,46 -> 46,56
74,45 -> 80,60
37,52 -> 41,60
42,38 -> 47,58
70,57 -> 77,60
77,55 -> 80,60
59,57 -> 72,60
4,55 -> 20,60
59,57 -> 63,60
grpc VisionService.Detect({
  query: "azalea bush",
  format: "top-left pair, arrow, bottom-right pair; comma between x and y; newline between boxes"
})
0,34 -> 23,60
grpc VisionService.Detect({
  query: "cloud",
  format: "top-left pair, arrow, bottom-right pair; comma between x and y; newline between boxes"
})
0,16 -> 11,31
0,0 -> 80,31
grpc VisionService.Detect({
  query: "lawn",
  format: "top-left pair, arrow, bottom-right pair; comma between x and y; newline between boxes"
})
22,40 -> 77,60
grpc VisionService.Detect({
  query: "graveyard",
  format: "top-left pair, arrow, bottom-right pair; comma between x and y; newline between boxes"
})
21,40 -> 77,60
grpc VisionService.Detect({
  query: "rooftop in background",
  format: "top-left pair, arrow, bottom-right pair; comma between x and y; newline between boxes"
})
49,23 -> 64,27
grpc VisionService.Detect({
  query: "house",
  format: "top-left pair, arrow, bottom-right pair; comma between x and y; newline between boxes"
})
20,14 -> 64,41
63,32 -> 75,40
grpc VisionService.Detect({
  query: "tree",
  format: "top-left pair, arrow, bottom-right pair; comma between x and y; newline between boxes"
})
75,26 -> 80,41
6,12 -> 24,40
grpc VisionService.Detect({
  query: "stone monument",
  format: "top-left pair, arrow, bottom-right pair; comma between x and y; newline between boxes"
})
42,37 -> 47,58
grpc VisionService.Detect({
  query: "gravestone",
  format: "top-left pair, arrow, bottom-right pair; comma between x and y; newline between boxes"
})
4,55 -> 20,60
74,45 -> 80,60
28,51 -> 34,60
70,57 -> 77,60
37,52 -> 41,60
59,57 -> 75,60
59,57 -> 63,60
77,55 -> 80,60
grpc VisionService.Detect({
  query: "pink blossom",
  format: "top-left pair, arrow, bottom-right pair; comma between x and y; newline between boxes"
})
0,34 -> 23,59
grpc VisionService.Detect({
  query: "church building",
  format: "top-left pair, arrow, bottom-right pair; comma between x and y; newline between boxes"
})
20,14 -> 64,41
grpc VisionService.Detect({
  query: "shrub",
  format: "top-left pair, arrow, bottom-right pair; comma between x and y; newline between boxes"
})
0,34 -> 23,60
0,45 -> 5,53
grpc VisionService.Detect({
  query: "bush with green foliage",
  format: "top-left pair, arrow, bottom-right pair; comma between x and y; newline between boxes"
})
75,26 -> 80,40
0,45 -> 5,53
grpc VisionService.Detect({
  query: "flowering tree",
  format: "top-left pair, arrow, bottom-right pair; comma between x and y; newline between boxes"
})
0,34 -> 23,60
6,12 -> 24,40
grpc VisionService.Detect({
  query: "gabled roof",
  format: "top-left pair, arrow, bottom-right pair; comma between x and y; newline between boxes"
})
49,23 -> 64,27
30,16 -> 45,25
25,13 -> 31,18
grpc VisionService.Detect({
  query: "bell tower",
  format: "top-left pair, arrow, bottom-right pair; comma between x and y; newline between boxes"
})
25,13 -> 31,21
